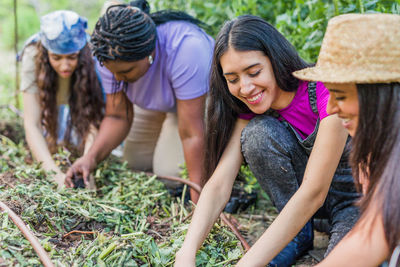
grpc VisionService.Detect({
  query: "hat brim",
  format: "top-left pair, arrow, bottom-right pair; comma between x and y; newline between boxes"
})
293,66 -> 400,84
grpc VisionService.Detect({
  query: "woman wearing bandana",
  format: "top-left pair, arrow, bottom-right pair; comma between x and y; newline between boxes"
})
20,10 -> 104,188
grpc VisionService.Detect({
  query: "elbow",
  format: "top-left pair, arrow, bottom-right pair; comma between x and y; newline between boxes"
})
23,120 -> 41,138
313,189 -> 328,210
202,178 -> 232,207
316,195 -> 326,210
301,184 -> 328,211
178,122 -> 204,141
178,128 -> 195,141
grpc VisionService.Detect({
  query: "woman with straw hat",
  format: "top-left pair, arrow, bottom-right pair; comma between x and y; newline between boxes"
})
20,10 -> 104,189
176,15 -> 360,267
294,13 -> 400,266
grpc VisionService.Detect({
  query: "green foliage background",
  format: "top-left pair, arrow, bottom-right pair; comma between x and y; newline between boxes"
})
0,0 -> 399,105
0,0 -> 399,62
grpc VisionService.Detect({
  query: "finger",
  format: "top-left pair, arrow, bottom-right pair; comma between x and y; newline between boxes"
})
65,167 -> 74,179
82,168 -> 90,186
64,175 -> 74,188
65,168 -> 76,188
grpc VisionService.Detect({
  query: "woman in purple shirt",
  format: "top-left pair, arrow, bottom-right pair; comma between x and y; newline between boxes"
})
176,15 -> 359,267
65,0 -> 214,202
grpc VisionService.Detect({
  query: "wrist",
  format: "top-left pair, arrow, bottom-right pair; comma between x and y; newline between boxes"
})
43,162 -> 62,174
176,246 -> 197,260
85,150 -> 98,166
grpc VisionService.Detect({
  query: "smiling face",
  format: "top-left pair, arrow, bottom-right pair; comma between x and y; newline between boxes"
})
220,47 -> 295,114
48,51 -> 79,78
325,83 -> 359,137
104,57 -> 151,83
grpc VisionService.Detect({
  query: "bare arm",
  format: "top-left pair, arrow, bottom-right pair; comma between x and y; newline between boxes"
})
85,91 -> 133,162
176,95 -> 206,203
83,124 -> 98,155
23,92 -> 65,187
317,204 -> 389,267
237,114 -> 348,267
175,119 -> 248,266
65,91 -> 133,186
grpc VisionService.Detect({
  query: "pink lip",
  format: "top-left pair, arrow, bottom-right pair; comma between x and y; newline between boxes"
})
246,91 -> 264,105
340,118 -> 352,130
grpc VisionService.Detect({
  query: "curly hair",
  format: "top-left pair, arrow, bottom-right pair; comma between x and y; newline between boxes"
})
35,42 -> 104,154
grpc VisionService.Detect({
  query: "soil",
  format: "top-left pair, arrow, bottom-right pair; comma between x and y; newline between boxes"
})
231,194 -> 329,266
235,213 -> 328,266
0,171 -> 31,190
0,172 -> 17,188
0,120 -> 25,144
146,216 -> 173,242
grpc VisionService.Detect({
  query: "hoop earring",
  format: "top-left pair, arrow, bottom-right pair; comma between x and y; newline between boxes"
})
148,55 -> 153,65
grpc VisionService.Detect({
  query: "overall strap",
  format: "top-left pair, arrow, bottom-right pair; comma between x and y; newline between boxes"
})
307,82 -> 318,114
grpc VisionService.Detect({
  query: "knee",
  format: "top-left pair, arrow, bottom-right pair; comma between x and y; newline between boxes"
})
241,115 -> 296,157
241,116 -> 280,152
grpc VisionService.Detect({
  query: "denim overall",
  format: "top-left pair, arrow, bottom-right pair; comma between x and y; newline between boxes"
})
240,82 -> 361,261
41,105 -> 79,147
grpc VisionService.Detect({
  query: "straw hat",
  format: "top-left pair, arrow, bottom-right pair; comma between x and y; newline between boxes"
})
293,13 -> 400,83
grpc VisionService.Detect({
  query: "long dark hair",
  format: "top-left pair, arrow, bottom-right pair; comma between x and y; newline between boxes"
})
35,42 -> 104,153
351,83 -> 400,253
204,15 -> 310,183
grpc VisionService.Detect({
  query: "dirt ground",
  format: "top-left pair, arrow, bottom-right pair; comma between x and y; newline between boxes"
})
233,211 -> 328,266
0,121 -> 328,266
0,120 -> 25,143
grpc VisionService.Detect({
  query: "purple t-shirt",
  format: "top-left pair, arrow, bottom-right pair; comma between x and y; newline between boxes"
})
97,21 -> 214,112
240,81 -> 330,139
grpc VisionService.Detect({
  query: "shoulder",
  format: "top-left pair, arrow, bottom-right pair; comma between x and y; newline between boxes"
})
296,80 -> 309,93
21,44 -> 39,63
20,45 -> 40,93
315,81 -> 329,103
316,81 -> 328,93
157,21 -> 214,51
314,81 -> 330,120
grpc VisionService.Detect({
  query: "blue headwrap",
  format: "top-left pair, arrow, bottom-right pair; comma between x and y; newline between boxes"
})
39,10 -> 88,54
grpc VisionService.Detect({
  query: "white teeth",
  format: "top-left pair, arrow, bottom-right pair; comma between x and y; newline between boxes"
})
248,92 -> 262,102
342,118 -> 351,123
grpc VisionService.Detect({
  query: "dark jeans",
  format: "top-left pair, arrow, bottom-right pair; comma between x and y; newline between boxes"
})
241,115 -> 360,256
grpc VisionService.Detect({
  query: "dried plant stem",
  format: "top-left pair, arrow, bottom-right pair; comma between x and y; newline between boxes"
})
63,230 -> 96,239
0,201 -> 54,267
145,172 -> 251,251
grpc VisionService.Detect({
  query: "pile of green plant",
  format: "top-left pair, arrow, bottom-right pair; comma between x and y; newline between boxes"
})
0,135 -> 243,266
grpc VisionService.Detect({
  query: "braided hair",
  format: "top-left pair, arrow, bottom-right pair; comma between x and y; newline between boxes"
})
91,0 -> 206,64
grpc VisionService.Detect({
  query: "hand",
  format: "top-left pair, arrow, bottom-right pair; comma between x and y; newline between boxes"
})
65,155 -> 97,188
174,249 -> 196,267
54,171 -> 66,190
